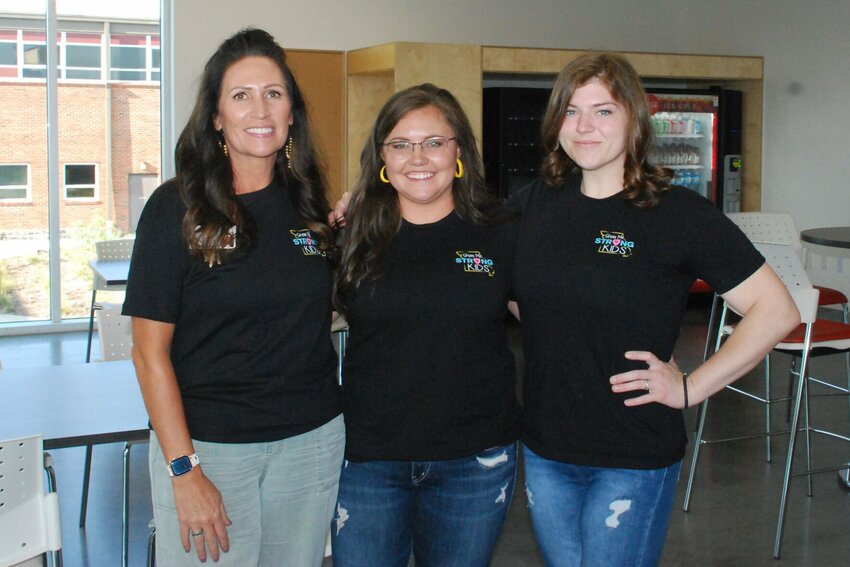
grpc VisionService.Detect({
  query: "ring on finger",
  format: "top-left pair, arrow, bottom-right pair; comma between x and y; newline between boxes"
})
644,379 -> 650,391
191,529 -> 204,537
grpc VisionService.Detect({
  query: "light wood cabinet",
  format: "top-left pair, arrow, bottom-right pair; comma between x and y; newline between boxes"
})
346,42 -> 764,211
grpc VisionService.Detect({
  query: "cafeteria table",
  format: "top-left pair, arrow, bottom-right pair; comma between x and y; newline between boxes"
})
0,359 -> 148,567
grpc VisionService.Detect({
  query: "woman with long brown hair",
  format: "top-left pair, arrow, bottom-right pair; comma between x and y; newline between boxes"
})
124,28 -> 343,566
513,53 -> 798,566
331,83 -> 521,567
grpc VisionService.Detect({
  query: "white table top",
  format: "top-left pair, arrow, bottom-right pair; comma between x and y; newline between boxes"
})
0,360 -> 149,450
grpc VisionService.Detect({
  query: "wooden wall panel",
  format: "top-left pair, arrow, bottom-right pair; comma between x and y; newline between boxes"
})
346,73 -> 394,189
287,49 -> 345,201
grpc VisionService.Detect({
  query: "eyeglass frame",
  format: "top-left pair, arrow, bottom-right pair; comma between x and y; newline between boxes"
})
380,136 -> 458,157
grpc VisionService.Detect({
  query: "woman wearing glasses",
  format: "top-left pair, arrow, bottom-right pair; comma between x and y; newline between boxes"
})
331,83 -> 521,567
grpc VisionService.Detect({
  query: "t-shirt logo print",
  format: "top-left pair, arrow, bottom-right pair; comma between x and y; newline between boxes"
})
455,250 -> 495,276
289,228 -> 324,256
595,230 -> 635,257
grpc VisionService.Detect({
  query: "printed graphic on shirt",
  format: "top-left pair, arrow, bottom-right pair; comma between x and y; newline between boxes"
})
290,228 -> 325,256
595,230 -> 635,257
191,224 -> 237,249
455,250 -> 495,276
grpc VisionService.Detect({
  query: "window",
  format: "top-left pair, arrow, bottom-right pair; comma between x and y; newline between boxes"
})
22,42 -> 47,78
110,34 -> 147,81
64,164 -> 97,199
0,164 -> 30,201
0,42 -> 15,65
0,29 -> 159,83
64,33 -> 101,80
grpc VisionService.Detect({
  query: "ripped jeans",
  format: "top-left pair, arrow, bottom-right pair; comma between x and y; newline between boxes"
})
331,443 -> 517,567
523,444 -> 681,567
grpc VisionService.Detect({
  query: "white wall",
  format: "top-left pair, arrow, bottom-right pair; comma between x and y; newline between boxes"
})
172,0 -> 850,229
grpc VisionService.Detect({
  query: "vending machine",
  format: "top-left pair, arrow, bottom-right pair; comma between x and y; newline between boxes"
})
646,88 -> 742,212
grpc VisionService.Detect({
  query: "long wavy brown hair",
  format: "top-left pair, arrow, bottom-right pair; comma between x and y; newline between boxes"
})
540,52 -> 673,208
175,28 -> 332,265
334,83 -> 510,312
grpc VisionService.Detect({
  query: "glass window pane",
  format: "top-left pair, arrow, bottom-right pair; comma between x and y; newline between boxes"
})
65,164 -> 95,185
0,43 -> 16,65
0,188 -> 27,200
22,68 -> 46,78
151,47 -> 160,68
151,71 -> 160,82
66,186 -> 95,199
110,45 -> 144,69
66,69 -> 101,80
66,44 -> 100,68
110,69 -> 145,81
23,44 -> 46,65
0,165 -> 27,185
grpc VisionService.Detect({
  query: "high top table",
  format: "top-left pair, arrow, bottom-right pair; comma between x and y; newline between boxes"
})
800,226 -> 850,249
0,360 -> 148,567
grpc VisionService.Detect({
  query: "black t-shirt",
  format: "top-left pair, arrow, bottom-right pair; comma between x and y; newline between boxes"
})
340,211 -> 522,461
123,179 -> 341,443
513,175 -> 764,469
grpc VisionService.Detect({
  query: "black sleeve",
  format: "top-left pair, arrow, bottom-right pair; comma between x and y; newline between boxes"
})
678,190 -> 764,294
122,182 -> 188,323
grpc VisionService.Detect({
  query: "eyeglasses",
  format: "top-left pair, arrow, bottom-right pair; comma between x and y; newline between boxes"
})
382,136 -> 457,158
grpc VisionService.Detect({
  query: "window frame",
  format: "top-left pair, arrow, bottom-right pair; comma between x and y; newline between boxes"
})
0,163 -> 32,203
63,162 -> 98,201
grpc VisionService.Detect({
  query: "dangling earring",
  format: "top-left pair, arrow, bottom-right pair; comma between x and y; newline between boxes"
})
379,166 -> 390,184
455,158 -> 464,179
284,136 -> 293,170
217,130 -> 228,157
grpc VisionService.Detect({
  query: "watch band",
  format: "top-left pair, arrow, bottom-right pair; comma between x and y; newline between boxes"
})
167,453 -> 200,477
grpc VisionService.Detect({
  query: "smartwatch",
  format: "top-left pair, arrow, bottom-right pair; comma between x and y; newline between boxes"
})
167,453 -> 200,477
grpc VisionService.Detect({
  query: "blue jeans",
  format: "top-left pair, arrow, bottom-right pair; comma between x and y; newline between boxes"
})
331,443 -> 517,567
523,445 -> 681,567
149,415 -> 344,567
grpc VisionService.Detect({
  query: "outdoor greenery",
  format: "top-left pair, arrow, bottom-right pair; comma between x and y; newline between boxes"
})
0,216 -> 126,320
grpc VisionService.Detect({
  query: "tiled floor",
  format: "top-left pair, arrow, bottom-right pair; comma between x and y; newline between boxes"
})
2,301 -> 849,566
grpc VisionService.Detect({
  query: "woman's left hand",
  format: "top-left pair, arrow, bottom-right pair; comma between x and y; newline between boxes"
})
610,351 -> 686,409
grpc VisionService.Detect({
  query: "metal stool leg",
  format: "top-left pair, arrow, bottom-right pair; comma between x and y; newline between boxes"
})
774,350 -> 811,559
86,289 -> 97,363
79,444 -> 93,527
147,520 -> 156,567
123,442 -> 132,567
43,452 -> 64,567
683,396 -> 710,511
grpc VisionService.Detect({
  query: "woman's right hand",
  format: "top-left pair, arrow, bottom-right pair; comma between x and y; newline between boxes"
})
329,191 -> 352,229
173,468 -> 232,562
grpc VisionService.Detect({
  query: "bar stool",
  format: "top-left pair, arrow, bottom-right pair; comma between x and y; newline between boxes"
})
682,242 -> 850,558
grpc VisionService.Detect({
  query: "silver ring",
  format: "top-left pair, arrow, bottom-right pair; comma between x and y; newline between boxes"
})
644,379 -> 650,391
191,529 -> 204,537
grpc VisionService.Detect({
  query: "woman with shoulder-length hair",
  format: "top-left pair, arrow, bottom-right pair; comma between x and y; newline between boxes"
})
512,53 -> 799,566
123,28 -> 344,566
332,83 -> 521,567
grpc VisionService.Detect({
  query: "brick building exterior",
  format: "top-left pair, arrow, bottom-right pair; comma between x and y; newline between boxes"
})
0,80 -> 160,235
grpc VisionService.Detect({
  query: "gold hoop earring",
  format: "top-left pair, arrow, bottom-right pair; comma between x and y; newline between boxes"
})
379,165 -> 390,184
455,158 -> 464,179
284,136 -> 293,170
217,131 -> 228,157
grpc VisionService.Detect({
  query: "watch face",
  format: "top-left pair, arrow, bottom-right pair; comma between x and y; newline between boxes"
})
170,455 -> 193,476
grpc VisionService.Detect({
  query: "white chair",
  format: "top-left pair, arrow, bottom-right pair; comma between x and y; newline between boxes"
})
96,303 -> 133,361
727,212 -> 849,316
683,243 -> 850,558
0,435 -> 62,567
86,239 -> 134,363
80,302 -> 136,532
